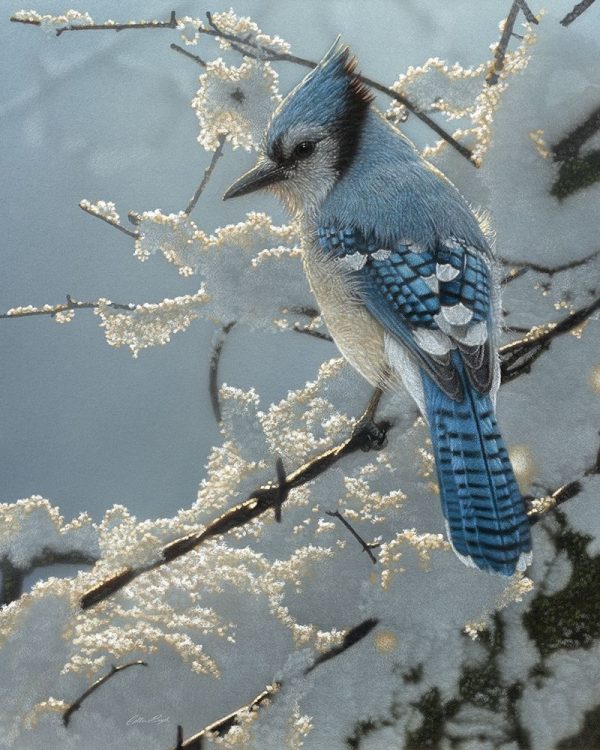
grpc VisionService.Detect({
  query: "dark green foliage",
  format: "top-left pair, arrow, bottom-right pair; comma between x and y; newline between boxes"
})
405,688 -> 460,750
556,703 -> 600,749
551,151 -> 600,200
523,511 -> 600,657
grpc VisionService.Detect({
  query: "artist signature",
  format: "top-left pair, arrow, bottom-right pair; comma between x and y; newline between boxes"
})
127,714 -> 170,726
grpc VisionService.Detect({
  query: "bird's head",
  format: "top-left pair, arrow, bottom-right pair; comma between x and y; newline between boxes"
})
223,38 -> 373,215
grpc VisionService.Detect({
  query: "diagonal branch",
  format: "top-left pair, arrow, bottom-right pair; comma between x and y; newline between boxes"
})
499,294 -> 600,383
487,0 -> 537,87
171,684 -> 279,749
79,201 -> 139,238
170,42 -> 207,68
171,616 -> 378,748
499,249 -> 600,278
560,0 -> 597,26
80,388 -> 389,609
325,510 -> 380,564
184,135 -> 226,215
62,661 -> 147,727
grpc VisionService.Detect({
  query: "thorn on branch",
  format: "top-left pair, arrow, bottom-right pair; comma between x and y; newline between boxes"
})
325,510 -> 380,564
62,661 -> 147,727
274,457 -> 288,522
560,0 -> 597,26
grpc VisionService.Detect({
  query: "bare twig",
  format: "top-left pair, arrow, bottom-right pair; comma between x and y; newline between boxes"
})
63,661 -> 147,727
560,0 -> 597,26
79,201 -> 139,238
487,1 -> 524,86
499,249 -> 600,278
80,388 -> 389,609
171,615 -> 378,747
292,324 -> 334,342
527,438 -> 600,523
11,10 -> 178,36
200,13 -> 475,164
499,295 -> 600,383
209,321 -> 236,424
184,136 -> 226,215
516,0 -> 539,24
304,618 -> 379,674
170,684 -> 280,749
170,42 -> 207,68
325,510 -> 380,564
175,725 -> 184,750
0,295 -> 135,320
1,548 -> 98,606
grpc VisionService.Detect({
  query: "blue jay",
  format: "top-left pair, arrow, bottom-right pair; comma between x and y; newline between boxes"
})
223,40 -> 531,575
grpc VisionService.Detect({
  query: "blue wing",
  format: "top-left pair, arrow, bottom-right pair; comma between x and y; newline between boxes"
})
317,224 -> 495,400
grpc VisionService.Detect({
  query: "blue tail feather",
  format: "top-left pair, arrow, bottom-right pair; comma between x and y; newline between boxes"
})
421,356 -> 531,575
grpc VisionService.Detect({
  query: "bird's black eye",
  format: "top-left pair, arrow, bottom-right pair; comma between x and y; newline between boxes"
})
293,141 -> 316,159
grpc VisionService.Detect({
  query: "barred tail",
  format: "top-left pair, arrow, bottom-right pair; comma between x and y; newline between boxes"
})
421,360 -> 532,575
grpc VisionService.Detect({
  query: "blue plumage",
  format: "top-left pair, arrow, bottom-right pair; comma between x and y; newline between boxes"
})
422,354 -> 531,575
223,39 -> 532,575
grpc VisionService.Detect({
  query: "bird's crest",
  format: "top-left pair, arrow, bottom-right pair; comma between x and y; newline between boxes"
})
268,38 -> 373,170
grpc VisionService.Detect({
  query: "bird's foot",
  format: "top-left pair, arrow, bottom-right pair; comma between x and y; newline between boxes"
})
353,417 -> 390,452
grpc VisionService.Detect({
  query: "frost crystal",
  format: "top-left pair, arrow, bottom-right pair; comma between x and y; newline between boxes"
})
193,58 -> 281,151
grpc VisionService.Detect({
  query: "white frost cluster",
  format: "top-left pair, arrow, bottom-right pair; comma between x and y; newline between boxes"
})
95,290 -> 209,357
193,58 -> 282,151
203,9 -> 291,56
388,21 -> 538,164
130,210 -> 308,333
0,497 -> 97,569
12,9 -> 94,32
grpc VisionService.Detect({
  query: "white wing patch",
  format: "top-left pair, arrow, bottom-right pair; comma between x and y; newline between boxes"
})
441,302 -> 473,325
372,248 -> 391,260
413,328 -> 454,356
337,252 -> 367,271
454,320 -> 488,346
423,274 -> 439,293
436,263 -> 460,281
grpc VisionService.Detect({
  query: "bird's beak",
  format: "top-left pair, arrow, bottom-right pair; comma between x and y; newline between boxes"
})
223,159 -> 287,200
